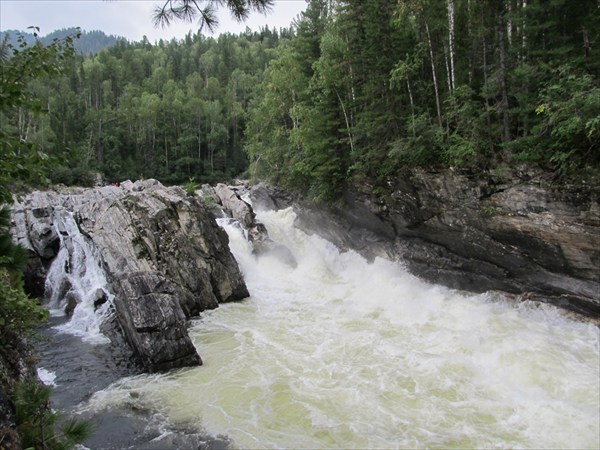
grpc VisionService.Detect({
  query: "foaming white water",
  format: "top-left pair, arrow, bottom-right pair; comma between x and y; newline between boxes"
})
85,208 -> 600,449
37,367 -> 57,386
44,208 -> 112,344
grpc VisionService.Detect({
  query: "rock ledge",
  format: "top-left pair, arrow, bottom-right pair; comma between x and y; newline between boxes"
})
12,179 -> 249,372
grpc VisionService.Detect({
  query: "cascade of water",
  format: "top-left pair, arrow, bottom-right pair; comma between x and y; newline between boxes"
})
44,208 -> 113,344
83,207 -> 600,449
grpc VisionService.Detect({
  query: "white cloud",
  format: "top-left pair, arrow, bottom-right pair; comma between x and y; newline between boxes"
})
0,0 -> 307,42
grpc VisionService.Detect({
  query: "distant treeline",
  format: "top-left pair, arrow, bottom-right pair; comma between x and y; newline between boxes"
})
0,28 -> 120,55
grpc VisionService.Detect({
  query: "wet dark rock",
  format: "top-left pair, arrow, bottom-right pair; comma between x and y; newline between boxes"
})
21,256 -> 47,298
0,329 -> 36,450
379,169 -> 600,317
64,290 -> 80,316
0,388 -> 20,450
249,183 -> 296,212
113,272 -> 202,371
45,278 -> 72,307
92,288 -> 108,310
257,169 -> 600,318
214,183 -> 297,268
214,183 -> 255,228
11,179 -> 249,372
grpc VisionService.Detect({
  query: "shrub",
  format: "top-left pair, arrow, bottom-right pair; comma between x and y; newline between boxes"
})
13,380 -> 93,450
183,177 -> 199,196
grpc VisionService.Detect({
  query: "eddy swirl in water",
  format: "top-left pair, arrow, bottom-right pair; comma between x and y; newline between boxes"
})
82,207 -> 599,449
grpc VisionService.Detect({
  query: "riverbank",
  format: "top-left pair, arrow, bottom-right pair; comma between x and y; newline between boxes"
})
251,167 -> 599,318
37,315 -> 232,449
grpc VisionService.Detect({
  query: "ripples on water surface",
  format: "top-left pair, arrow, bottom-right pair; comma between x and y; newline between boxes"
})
84,208 -> 600,449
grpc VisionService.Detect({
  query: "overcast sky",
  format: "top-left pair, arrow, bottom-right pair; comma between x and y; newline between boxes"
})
0,0 -> 307,42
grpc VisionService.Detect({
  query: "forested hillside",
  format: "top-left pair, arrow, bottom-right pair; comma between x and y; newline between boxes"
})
247,0 -> 600,199
0,27 -> 287,185
1,0 -> 598,196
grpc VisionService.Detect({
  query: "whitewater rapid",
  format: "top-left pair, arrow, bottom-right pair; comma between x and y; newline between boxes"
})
83,207 -> 600,449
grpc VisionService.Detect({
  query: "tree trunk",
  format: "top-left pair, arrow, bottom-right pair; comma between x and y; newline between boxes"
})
292,89 -> 299,130
198,123 -> 202,160
97,118 -> 104,165
444,43 -> 452,93
344,35 -> 357,104
467,0 -> 473,86
425,22 -> 443,128
582,26 -> 590,66
447,0 -> 456,90
522,0 -> 527,60
165,135 -> 169,172
482,21 -> 493,153
507,0 -> 513,46
209,121 -> 214,172
497,12 -> 512,147
406,77 -> 416,137
336,89 -> 354,154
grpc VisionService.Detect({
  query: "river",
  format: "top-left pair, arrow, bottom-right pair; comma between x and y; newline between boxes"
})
54,206 -> 598,449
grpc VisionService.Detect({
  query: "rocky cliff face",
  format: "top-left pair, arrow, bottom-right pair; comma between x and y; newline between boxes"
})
12,179 -> 249,372
383,169 -> 598,316
251,169 -> 600,318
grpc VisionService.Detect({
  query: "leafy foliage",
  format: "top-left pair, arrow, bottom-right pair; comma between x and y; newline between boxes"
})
3,0 -> 599,200
184,177 -> 199,195
244,0 -> 600,198
1,27 -> 287,186
13,380 -> 93,450
153,0 -> 274,33
0,27 -> 79,202
0,209 -> 47,342
0,29 -> 71,339
0,268 -> 48,340
0,27 -> 90,449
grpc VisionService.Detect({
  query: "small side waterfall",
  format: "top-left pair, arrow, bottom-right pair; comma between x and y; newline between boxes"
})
44,208 -> 113,344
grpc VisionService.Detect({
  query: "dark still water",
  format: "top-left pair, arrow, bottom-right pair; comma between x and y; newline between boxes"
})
37,316 -> 230,449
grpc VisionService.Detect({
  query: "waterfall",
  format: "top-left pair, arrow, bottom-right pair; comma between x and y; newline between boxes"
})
44,208 -> 113,344
83,207 -> 600,449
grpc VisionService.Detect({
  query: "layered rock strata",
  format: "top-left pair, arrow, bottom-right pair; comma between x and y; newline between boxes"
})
250,170 -> 600,318
12,179 -> 249,372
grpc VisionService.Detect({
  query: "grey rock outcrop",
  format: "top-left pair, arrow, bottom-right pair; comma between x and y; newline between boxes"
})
382,169 -> 599,317
213,183 -> 297,267
214,183 -> 256,228
12,179 -> 249,372
252,169 -> 600,318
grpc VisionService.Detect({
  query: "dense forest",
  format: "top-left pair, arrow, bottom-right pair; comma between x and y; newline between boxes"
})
245,0 -> 600,199
1,25 -> 288,186
1,0 -> 599,198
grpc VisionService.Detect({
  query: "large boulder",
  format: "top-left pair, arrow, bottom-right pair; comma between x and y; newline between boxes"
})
12,179 -> 249,372
214,183 -> 255,228
112,272 -> 202,372
215,183 -> 297,267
